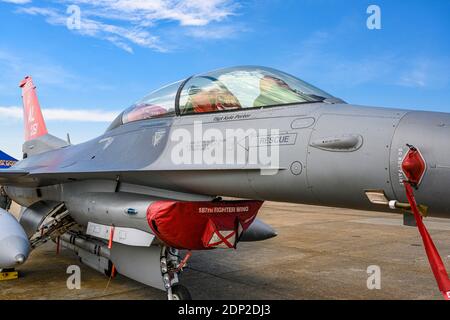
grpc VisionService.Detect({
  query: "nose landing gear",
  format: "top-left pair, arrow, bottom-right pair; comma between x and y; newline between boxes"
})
160,246 -> 192,300
171,284 -> 192,300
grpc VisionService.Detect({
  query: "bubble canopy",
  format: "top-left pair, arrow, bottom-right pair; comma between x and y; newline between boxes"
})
109,66 -> 337,131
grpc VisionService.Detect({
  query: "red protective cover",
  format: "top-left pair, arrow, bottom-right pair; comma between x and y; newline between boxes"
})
402,147 -> 426,186
147,200 -> 264,250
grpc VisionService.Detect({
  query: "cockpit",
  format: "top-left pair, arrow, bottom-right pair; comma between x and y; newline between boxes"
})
108,66 -> 339,131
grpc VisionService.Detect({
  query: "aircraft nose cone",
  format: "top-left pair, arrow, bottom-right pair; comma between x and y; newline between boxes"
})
0,236 -> 30,269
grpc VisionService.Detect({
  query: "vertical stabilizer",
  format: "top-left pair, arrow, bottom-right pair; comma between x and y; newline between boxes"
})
19,76 -> 48,141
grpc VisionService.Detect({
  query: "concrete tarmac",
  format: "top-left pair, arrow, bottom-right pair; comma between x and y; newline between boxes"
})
1,202 -> 449,300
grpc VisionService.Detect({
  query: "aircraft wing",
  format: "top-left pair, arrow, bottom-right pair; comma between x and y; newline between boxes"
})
0,169 -> 28,175
0,169 -> 30,184
0,166 -> 280,188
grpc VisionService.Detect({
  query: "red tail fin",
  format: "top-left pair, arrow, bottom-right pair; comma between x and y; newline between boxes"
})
19,76 -> 48,141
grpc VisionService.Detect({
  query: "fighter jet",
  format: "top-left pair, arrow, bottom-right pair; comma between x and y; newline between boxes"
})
0,66 -> 449,300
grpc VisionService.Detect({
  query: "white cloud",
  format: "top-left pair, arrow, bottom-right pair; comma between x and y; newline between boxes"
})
17,6 -> 164,53
285,28 -> 450,91
14,0 -> 240,53
0,106 -> 118,122
0,48 -> 79,98
186,25 -> 243,39
1,0 -> 31,4
71,0 -> 238,26
287,31 -> 396,87
397,59 -> 436,88
399,71 -> 427,88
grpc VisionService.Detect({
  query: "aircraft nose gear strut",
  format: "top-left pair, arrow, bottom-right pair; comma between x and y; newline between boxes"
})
160,246 -> 192,300
402,144 -> 450,300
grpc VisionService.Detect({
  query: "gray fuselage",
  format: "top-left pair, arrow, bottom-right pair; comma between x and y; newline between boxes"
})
6,102 -> 450,224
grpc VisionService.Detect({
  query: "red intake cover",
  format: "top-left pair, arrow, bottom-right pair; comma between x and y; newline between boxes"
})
147,200 -> 264,250
402,147 -> 426,186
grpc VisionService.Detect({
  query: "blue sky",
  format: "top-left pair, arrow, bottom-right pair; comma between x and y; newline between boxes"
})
0,0 -> 449,158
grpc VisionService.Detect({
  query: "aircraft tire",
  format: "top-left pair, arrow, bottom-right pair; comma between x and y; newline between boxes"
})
171,284 -> 192,300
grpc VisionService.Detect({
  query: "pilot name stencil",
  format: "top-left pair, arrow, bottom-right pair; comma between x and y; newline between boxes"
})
213,113 -> 251,122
